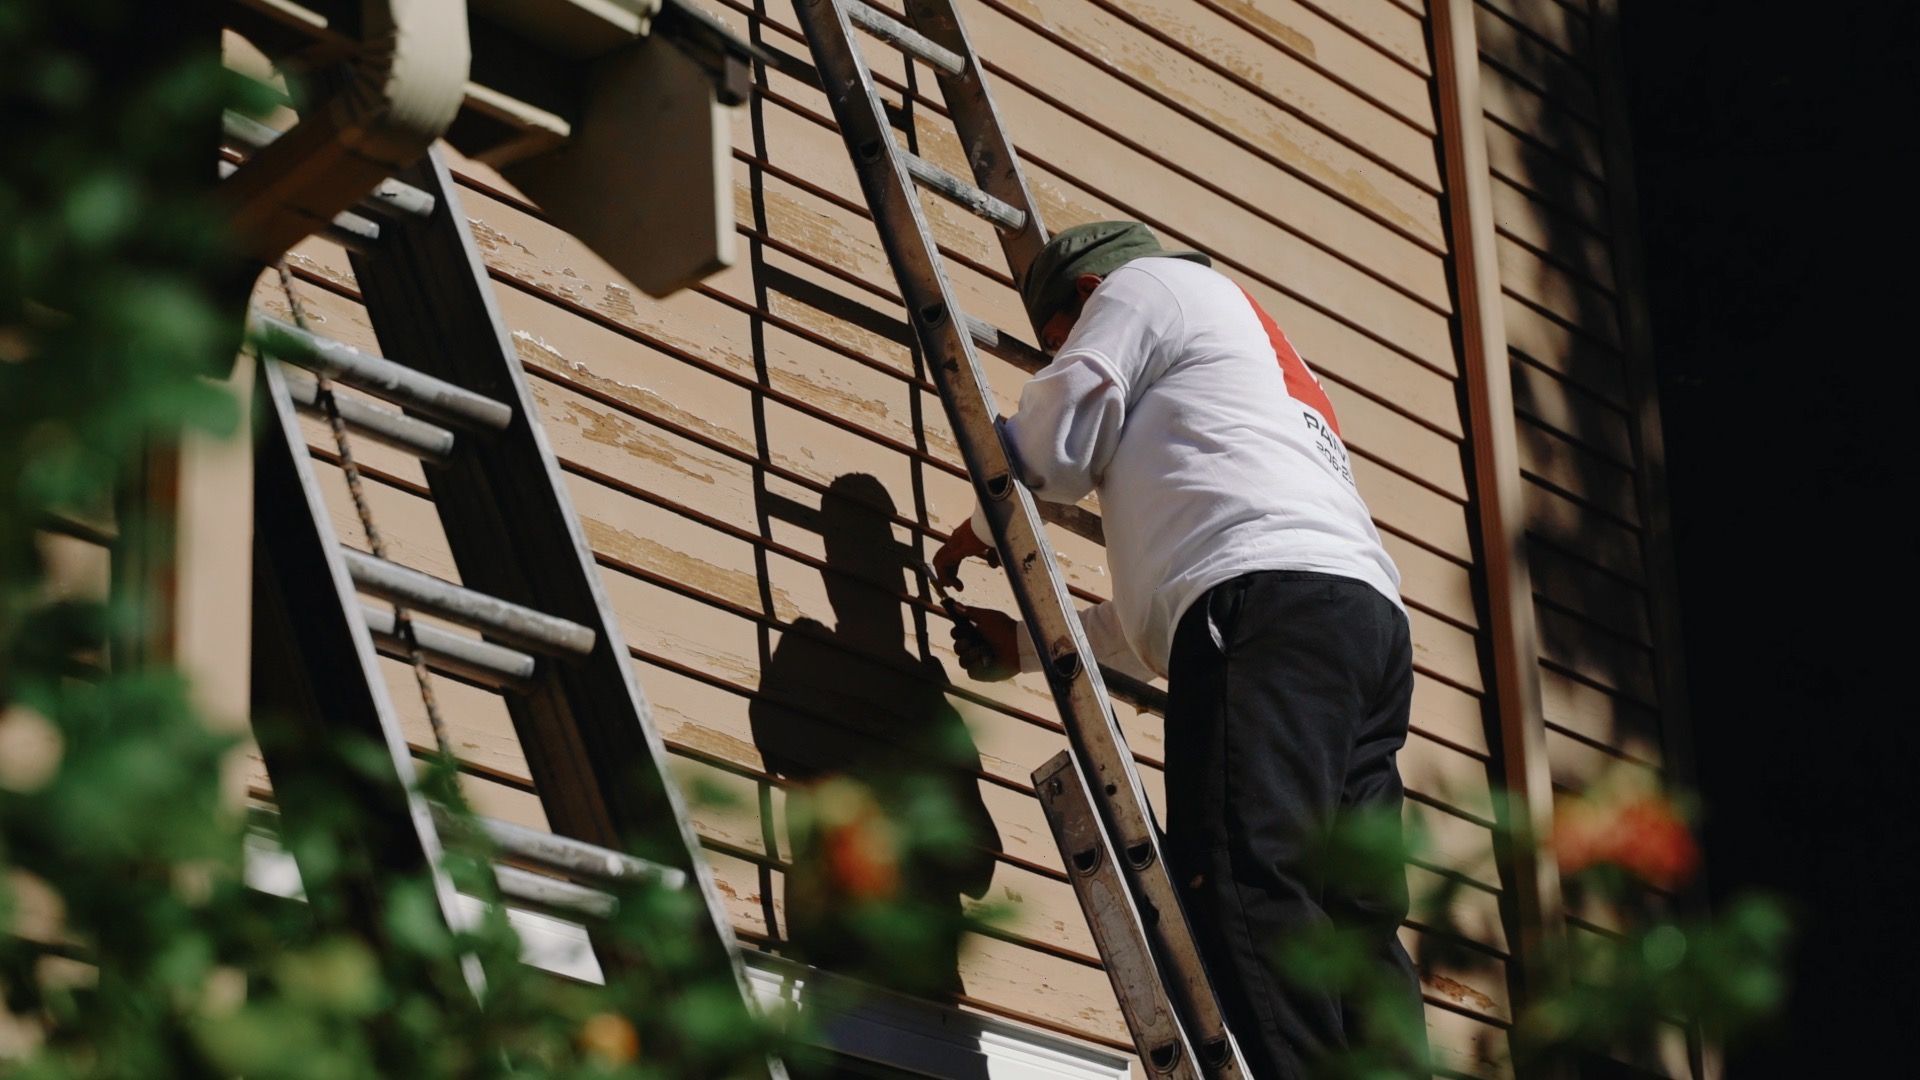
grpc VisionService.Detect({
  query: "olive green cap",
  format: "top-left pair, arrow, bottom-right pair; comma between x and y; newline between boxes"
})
1018,221 -> 1210,337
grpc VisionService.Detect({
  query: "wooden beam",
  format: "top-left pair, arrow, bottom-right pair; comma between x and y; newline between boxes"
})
121,357 -> 258,812
1427,0 -> 1565,997
1588,4 -> 1717,1077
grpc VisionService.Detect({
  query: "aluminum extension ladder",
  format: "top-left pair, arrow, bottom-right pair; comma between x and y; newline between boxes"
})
790,2 -> 1252,1075
232,123 -> 782,1078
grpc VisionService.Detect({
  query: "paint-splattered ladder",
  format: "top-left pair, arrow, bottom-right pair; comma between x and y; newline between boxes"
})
790,2 -> 1253,1075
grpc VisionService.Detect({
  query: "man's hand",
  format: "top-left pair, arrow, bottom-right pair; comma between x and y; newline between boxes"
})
932,518 -> 1000,592
950,603 -> 1019,682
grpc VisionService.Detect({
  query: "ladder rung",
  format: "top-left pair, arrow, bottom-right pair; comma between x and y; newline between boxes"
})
465,813 -> 688,891
248,804 -> 666,925
361,603 -> 536,686
252,313 -> 515,432
222,111 -> 437,220
901,151 -> 1027,233
493,864 -> 619,920
327,207 -> 383,248
216,159 -> 382,249
340,550 -> 598,658
364,177 -> 438,223
962,312 -> 1050,373
845,1 -> 965,75
283,367 -> 457,464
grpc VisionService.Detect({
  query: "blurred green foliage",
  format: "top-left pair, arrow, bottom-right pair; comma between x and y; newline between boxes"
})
781,776 -> 1009,999
1278,777 -> 1791,1079
0,3 -> 988,1075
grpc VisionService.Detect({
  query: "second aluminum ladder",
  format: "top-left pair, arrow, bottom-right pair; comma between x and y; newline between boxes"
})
228,119 -> 782,1076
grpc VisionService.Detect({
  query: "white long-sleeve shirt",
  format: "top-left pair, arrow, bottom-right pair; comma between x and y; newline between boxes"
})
972,257 -> 1402,680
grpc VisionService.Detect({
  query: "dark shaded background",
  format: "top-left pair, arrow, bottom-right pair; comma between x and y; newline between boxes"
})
1618,1 -> 1919,1072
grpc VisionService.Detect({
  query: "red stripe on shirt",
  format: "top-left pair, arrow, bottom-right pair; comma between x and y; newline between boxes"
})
1237,286 -> 1340,436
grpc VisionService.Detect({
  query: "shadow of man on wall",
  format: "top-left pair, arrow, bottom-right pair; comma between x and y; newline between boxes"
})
751,473 -> 1000,1001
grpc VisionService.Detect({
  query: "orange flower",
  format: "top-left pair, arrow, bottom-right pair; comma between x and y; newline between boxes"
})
1610,796 -> 1699,889
1554,789 -> 1699,890
823,807 -> 902,901
577,1011 -> 639,1064
809,779 -> 902,902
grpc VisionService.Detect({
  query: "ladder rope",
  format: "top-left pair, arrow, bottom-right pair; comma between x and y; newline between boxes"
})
274,261 -> 456,763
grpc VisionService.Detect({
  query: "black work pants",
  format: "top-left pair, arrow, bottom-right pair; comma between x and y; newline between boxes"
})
1164,570 -> 1424,1078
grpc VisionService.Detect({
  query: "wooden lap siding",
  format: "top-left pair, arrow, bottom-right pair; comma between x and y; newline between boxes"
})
216,0 -> 1719,1074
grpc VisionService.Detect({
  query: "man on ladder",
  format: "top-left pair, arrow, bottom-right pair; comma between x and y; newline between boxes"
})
933,221 -> 1427,1077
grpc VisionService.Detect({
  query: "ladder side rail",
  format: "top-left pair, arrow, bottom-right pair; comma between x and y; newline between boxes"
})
781,0 -> 1090,764
1035,753 -> 1200,1079
251,358 -> 483,993
344,149 -> 778,1076
901,0 -> 1049,276
902,3 -> 1250,1067
791,4 -> 1245,1075
802,4 -> 1249,1073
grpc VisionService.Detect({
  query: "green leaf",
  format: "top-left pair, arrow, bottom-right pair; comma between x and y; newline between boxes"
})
274,938 -> 384,1016
60,170 -> 137,248
383,880 -> 455,960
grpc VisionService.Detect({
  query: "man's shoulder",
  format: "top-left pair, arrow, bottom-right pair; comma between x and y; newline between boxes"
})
1117,257 -> 1236,309
1128,260 -> 1265,336
1122,256 -> 1216,284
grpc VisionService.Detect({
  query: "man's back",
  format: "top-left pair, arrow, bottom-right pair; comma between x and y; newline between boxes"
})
1004,255 -> 1401,671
